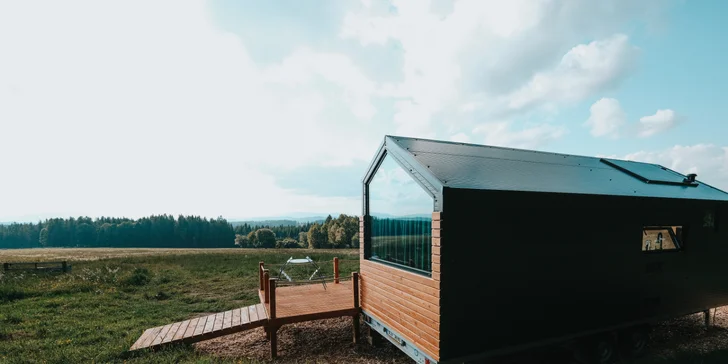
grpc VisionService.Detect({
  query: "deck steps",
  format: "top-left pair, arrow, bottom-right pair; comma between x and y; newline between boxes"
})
129,303 -> 268,351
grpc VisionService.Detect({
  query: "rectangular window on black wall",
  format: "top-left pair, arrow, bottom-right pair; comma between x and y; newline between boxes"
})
642,226 -> 683,252
367,153 -> 433,274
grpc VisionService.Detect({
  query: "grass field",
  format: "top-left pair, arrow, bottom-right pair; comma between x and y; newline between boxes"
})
0,248 -> 368,364
3,248 -> 728,364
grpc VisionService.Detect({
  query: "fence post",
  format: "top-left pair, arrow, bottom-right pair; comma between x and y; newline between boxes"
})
352,272 -> 360,344
259,261 -> 265,291
2,263 -> 8,272
334,257 -> 339,284
263,269 -> 270,304
62,262 -> 67,272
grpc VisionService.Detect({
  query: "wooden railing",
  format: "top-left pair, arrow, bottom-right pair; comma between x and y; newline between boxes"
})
257,257 -> 360,359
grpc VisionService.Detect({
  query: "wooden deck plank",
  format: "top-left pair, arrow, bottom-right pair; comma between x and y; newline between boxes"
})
131,280 -> 363,352
203,314 -> 216,334
162,322 -> 182,343
223,310 -> 232,329
139,326 -> 163,349
249,304 -> 259,322
232,308 -> 241,327
241,305 -> 250,325
151,323 -> 174,346
255,303 -> 267,319
213,312 -> 224,331
194,316 -> 208,336
183,318 -> 199,339
130,328 -> 154,350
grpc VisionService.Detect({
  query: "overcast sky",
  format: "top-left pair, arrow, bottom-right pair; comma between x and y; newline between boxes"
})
1,0 -> 727,222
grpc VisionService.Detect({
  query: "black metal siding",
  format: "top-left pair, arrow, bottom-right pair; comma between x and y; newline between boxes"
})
439,188 -> 728,361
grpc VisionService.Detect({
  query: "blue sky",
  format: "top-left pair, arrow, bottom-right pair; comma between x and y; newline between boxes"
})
1,0 -> 727,222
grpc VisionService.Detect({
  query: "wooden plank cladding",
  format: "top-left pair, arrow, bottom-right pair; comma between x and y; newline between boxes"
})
360,214 -> 442,361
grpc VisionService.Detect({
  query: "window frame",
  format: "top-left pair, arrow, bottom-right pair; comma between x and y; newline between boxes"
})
364,151 -> 435,277
641,225 -> 685,254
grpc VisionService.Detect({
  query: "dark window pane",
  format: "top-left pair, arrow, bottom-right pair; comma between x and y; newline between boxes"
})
368,154 -> 433,273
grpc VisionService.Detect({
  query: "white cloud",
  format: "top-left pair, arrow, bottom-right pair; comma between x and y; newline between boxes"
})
342,0 -> 656,138
473,121 -> 567,149
0,0 -> 673,220
638,109 -> 680,137
583,99 -> 681,139
584,98 -> 627,138
506,35 -> 638,111
0,0 -> 379,220
623,145 -> 728,191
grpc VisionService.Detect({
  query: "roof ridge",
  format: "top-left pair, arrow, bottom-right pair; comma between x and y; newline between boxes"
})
386,134 -> 639,164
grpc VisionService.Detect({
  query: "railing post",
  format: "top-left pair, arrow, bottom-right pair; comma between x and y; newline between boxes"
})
334,257 -> 339,284
352,271 -> 360,344
263,269 -> 270,304
269,278 -> 277,320
259,261 -> 264,291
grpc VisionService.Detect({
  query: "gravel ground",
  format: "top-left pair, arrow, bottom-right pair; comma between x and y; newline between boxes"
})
194,317 -> 410,363
644,308 -> 728,360
194,307 -> 728,364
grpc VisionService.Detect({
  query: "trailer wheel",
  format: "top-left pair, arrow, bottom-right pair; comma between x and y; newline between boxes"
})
573,335 -> 616,364
619,326 -> 650,358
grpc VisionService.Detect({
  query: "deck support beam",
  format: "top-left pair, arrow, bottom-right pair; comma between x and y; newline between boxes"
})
270,326 -> 278,359
352,272 -> 360,344
704,309 -> 713,329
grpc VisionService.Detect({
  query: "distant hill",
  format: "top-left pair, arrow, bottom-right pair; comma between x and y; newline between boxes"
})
230,216 -> 327,227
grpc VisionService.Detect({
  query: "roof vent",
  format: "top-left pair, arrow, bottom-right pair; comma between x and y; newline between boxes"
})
684,173 -> 697,183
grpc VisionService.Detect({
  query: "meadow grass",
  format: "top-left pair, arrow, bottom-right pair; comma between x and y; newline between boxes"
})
3,248 -> 728,364
0,249 -> 359,364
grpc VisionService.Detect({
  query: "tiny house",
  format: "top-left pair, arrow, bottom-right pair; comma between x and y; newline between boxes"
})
358,136 -> 728,363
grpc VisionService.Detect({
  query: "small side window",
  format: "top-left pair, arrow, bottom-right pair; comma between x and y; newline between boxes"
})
642,226 -> 683,252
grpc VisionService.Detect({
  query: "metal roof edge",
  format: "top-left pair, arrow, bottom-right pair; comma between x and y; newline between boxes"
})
384,136 -> 445,194
442,185 -> 728,202
361,138 -> 386,184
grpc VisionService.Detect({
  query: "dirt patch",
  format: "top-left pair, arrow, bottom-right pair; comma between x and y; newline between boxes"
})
194,317 -> 410,363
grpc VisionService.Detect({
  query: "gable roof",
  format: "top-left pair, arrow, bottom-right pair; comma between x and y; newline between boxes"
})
365,135 -> 728,202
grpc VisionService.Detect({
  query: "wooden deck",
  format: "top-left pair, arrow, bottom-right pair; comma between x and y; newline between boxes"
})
129,258 -> 360,359
258,280 -> 359,325
129,303 -> 268,351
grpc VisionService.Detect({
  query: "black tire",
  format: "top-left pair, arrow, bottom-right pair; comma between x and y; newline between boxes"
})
619,326 -> 650,359
573,335 -> 617,364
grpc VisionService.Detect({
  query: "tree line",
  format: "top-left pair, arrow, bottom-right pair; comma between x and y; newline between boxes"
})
0,215 -> 234,249
0,214 -> 362,250
234,214 -> 360,249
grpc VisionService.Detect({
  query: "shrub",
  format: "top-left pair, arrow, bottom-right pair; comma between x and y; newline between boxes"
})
122,268 -> 151,286
0,285 -> 25,303
276,238 -> 301,249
